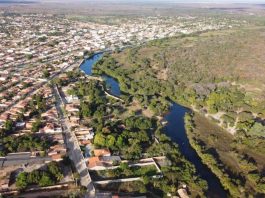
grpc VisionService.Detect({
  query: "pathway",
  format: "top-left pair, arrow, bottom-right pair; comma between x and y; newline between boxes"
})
53,85 -> 95,196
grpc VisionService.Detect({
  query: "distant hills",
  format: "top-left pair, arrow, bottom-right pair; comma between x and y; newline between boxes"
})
0,0 -> 37,4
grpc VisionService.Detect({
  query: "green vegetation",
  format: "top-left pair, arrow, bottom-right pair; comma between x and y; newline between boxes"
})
94,27 -> 265,120
1,134 -> 50,155
16,162 -> 63,190
93,55 -> 171,115
37,36 -> 47,42
205,87 -> 245,113
42,69 -> 50,78
31,118 -> 42,132
26,54 -> 33,60
95,180 -> 147,194
29,94 -> 48,117
146,126 -> 208,195
92,27 -> 265,197
91,114 -> 153,160
249,122 -> 265,137
91,163 -> 158,180
3,119 -> 14,133
64,74 -> 207,196
67,80 -> 108,119
185,113 -> 265,197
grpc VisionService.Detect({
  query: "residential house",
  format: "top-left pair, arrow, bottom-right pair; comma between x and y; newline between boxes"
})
87,155 -> 121,170
48,144 -> 66,161
94,148 -> 111,157
0,113 -> 10,122
75,128 -> 94,141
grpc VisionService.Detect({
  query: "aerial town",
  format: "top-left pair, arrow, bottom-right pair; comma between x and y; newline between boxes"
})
0,10 -> 244,198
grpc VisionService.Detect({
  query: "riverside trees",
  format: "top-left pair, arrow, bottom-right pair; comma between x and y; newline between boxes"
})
67,77 -> 207,196
91,30 -> 265,197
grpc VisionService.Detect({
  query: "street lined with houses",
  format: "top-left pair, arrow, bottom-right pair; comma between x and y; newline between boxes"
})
54,84 -> 95,195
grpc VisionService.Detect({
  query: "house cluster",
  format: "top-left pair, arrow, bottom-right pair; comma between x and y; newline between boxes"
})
61,84 -> 95,146
1,13 -> 242,73
71,16 -> 242,50
87,148 -> 121,170
0,13 -> 243,119
0,84 -> 68,191
0,13 -> 242,115
61,80 -> 122,170
0,85 -> 66,161
0,76 -> 37,112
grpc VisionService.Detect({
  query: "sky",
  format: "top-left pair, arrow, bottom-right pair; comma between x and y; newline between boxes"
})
47,0 -> 265,3
3,0 -> 265,4
115,0 -> 265,3
67,0 -> 265,3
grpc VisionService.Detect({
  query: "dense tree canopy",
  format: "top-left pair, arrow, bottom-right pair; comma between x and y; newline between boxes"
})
16,162 -> 63,190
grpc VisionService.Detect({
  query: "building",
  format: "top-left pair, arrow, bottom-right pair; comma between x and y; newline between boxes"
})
87,156 -> 121,170
94,148 -> 111,157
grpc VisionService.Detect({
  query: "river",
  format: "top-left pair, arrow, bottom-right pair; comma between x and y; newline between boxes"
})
80,53 -> 227,197
80,53 -> 121,96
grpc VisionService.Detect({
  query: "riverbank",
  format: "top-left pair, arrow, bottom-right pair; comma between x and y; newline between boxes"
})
82,27 -> 265,197
184,112 -> 265,197
79,53 -> 209,197
81,52 -> 228,196
184,113 -> 240,197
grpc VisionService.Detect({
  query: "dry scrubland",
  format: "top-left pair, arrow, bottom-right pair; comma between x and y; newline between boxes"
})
114,27 -> 265,96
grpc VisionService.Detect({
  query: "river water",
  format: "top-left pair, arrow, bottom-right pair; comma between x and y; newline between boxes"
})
80,53 -> 227,197
80,53 -> 121,96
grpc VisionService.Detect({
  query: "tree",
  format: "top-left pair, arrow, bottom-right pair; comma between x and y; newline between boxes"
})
31,119 -> 42,132
43,69 -> 50,78
136,130 -> 149,142
28,170 -> 40,184
120,162 -> 129,171
122,142 -> 142,160
16,112 -> 25,122
38,36 -> 47,42
48,162 -> 63,181
142,175 -> 150,185
67,88 -> 76,96
116,136 -> 124,148
0,129 -> 5,138
4,119 -> 13,132
249,122 -> 265,137
80,102 -> 92,117
125,116 -> 152,130
16,172 -> 28,190
3,134 -> 49,153
197,178 -> 208,191
106,135 -> 116,148
38,173 -> 54,187
93,133 -> 106,147
26,54 -> 33,60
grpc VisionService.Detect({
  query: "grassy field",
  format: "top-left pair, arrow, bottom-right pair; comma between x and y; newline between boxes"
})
90,165 -> 158,180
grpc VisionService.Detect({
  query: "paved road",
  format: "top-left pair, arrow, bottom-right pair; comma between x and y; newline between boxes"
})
53,85 -> 95,197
